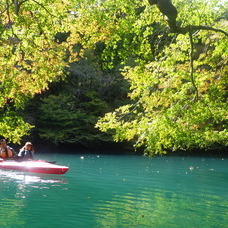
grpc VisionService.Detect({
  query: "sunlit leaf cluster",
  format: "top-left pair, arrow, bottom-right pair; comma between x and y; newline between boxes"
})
0,0 -> 69,141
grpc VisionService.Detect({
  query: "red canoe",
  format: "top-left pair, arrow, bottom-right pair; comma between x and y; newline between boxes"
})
0,160 -> 69,175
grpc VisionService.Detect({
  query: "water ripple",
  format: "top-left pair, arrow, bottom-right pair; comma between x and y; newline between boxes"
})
0,154 -> 228,227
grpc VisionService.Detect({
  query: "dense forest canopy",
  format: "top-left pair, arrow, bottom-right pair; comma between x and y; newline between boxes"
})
0,0 -> 227,155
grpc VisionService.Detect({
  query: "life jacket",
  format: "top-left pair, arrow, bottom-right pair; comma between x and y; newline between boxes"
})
0,147 -> 14,159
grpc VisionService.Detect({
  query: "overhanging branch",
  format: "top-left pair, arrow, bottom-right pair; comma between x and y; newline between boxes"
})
31,0 -> 56,17
148,0 -> 227,103
189,31 -> 198,101
171,25 -> 228,37
148,0 -> 228,37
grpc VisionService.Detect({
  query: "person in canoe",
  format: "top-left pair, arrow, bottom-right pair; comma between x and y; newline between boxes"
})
0,139 -> 16,160
18,142 -> 35,160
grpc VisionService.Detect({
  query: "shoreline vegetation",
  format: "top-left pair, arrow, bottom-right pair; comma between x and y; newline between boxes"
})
1,0 -> 227,156
11,140 -> 228,158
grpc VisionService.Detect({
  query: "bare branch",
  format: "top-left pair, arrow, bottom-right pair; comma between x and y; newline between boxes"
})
189,31 -> 198,101
0,3 -> 13,15
148,0 -> 228,37
171,25 -> 228,37
31,0 -> 56,17
6,0 -> 12,23
14,0 -> 29,15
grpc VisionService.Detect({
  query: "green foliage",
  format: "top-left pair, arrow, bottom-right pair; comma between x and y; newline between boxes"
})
36,94 -> 107,145
95,0 -> 228,155
1,0 -> 227,154
66,0 -> 158,68
0,110 -> 31,143
31,58 -> 129,146
0,0 -> 69,141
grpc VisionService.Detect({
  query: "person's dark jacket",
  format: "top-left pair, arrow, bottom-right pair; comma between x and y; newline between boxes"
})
18,149 -> 34,160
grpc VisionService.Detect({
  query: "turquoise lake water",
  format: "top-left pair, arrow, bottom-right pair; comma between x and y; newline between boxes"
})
0,153 -> 227,228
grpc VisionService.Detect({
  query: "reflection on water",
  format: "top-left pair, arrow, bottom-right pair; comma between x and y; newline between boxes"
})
0,154 -> 227,227
0,197 -> 25,227
0,170 -> 67,185
94,188 -> 228,227
0,169 -> 68,227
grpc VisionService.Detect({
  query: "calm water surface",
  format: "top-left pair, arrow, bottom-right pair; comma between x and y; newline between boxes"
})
0,153 -> 227,228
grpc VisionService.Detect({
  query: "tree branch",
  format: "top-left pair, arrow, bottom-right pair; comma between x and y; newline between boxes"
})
148,0 -> 228,37
148,0 -> 227,103
170,25 -> 228,37
31,0 -> 56,17
189,31 -> 198,101
0,3 -> 13,15
14,0 -> 29,15
5,0 -> 12,23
